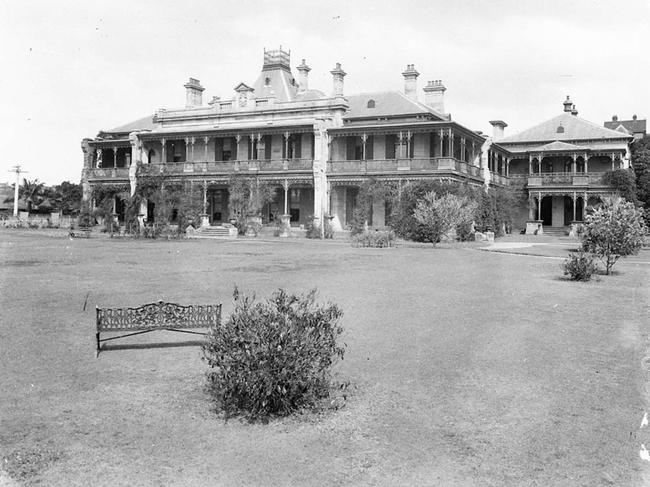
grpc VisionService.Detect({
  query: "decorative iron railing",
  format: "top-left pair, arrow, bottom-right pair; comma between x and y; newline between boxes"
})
137,159 -> 314,176
527,172 -> 606,187
87,168 -> 130,179
326,157 -> 484,177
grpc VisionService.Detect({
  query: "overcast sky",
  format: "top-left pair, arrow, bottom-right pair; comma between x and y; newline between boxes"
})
1,0 -> 648,185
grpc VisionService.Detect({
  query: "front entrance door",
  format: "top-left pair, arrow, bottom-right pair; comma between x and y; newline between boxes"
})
540,196 -> 552,226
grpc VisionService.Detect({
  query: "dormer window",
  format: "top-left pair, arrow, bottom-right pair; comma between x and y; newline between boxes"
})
556,124 -> 564,133
367,99 -> 376,109
264,77 -> 271,86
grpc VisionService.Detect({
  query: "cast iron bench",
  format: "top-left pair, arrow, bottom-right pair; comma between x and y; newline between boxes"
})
95,300 -> 221,356
70,226 -> 92,238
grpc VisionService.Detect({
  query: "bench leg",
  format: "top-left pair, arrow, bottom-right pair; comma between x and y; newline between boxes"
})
96,332 -> 100,358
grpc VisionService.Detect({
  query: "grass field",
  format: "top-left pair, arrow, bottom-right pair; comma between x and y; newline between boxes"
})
1,230 -> 649,486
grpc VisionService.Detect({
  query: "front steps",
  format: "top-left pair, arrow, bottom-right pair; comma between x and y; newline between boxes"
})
193,225 -> 237,239
541,226 -> 569,237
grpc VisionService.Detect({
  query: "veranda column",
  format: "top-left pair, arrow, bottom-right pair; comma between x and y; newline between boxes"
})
506,158 -> 510,177
528,195 -> 535,219
611,153 -> 615,171
203,136 -> 209,161
583,191 -> 588,220
361,133 -> 367,160
201,179 -> 209,228
190,137 -> 195,162
406,131 -> 412,158
449,129 -> 454,158
161,138 -> 166,163
584,154 -> 589,173
461,137 -> 466,163
538,156 -> 542,174
537,192 -> 542,220
439,129 -> 444,156
572,153 -> 577,173
529,154 -> 533,174
112,147 -> 117,168
185,138 -> 190,161
279,178 -> 291,238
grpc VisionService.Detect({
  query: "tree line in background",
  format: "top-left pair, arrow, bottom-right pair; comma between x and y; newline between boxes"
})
2,179 -> 82,215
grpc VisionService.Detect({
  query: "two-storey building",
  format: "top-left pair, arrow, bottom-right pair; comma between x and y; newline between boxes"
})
497,96 -> 632,233
81,48 -> 510,233
81,48 -> 632,236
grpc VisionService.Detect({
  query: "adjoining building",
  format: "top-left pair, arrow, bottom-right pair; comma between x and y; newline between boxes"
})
81,48 -> 633,235
498,96 -> 633,232
604,114 -> 647,140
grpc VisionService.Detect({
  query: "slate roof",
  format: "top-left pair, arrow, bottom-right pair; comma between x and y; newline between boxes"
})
499,113 -> 632,144
251,66 -> 298,102
345,91 -> 446,120
604,118 -> 647,135
105,115 -> 155,134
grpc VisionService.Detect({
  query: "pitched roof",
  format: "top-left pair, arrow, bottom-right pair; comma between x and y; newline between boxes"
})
604,118 -> 646,135
105,115 -> 155,134
345,91 -> 446,120
499,113 -> 632,144
529,140 -> 589,152
251,66 -> 298,102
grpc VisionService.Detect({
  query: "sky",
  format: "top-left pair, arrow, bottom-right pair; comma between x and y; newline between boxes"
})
1,0 -> 648,186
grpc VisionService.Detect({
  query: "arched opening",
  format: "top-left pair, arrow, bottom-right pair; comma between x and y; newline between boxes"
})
367,99 -> 376,109
576,196 -> 584,221
148,149 -> 156,164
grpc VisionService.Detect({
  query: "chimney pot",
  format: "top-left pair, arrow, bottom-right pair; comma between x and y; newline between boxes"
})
330,63 -> 347,97
612,115 -> 618,121
297,58 -> 311,93
563,95 -> 573,113
402,64 -> 420,100
423,79 -> 446,113
184,78 -> 205,108
489,120 -> 508,140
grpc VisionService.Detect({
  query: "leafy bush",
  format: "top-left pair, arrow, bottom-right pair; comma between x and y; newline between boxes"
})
202,288 -> 345,421
413,191 -> 477,245
602,169 -> 638,204
563,252 -> 597,281
351,229 -> 395,248
581,196 -> 647,274
306,217 -> 334,239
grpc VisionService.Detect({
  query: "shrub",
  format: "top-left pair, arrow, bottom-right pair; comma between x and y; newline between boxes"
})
413,191 -> 477,245
581,196 -> 647,274
202,288 -> 345,421
351,229 -> 395,248
563,252 -> 597,281
306,217 -> 334,239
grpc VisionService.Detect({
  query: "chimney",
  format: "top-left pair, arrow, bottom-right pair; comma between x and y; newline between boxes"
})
489,120 -> 508,140
402,64 -> 420,100
612,115 -> 618,122
297,59 -> 311,93
423,80 -> 446,113
571,104 -> 578,116
184,78 -> 204,108
330,63 -> 346,97
563,95 -> 573,113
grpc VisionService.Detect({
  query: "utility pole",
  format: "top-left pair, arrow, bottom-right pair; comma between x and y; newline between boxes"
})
8,165 -> 27,218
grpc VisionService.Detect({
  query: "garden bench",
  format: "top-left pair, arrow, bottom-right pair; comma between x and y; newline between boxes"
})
70,226 -> 92,238
95,300 -> 221,356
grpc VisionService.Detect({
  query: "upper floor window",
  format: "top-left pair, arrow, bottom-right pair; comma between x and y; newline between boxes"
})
367,99 -> 376,109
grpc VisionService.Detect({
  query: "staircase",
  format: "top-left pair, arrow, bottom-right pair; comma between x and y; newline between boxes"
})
542,226 -> 569,237
194,225 -> 237,239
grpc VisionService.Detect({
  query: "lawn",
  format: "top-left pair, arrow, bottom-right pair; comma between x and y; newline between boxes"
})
1,230 -> 649,486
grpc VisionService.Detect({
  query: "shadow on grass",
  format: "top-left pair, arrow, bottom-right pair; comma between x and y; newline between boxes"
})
99,340 -> 205,353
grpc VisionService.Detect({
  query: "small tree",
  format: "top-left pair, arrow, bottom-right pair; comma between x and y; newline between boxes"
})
602,169 -> 638,204
413,191 -> 477,245
581,196 -> 647,274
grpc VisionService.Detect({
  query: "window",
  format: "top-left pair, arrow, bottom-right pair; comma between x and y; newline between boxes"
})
264,77 -> 271,86
367,99 -> 376,109
556,125 -> 564,134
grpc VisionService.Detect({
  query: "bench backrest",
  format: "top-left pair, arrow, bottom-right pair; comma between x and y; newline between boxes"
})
97,300 -> 221,332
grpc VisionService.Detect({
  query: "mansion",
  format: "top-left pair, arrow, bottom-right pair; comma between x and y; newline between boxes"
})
81,48 -> 633,234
